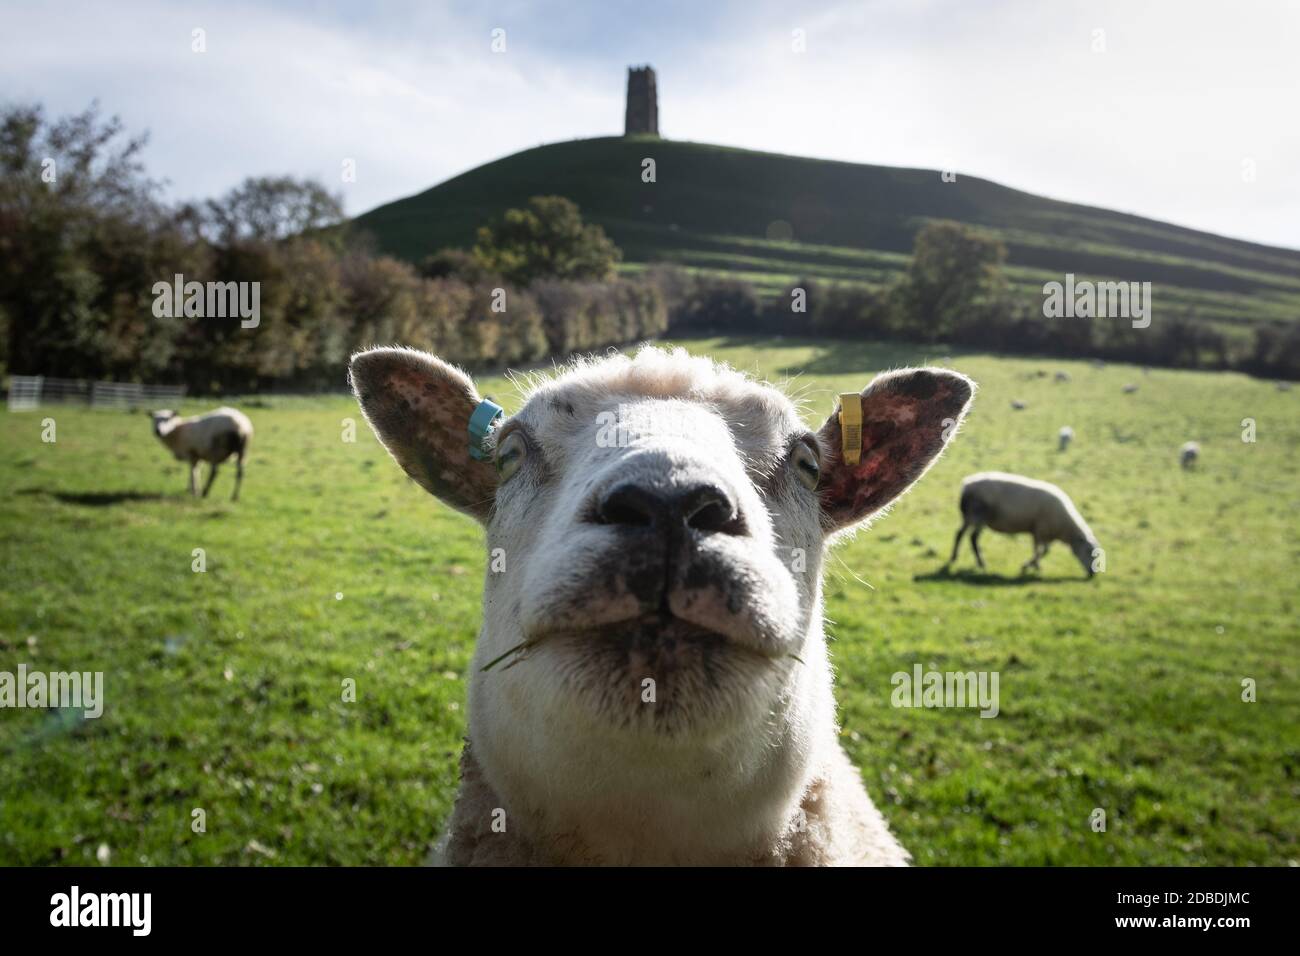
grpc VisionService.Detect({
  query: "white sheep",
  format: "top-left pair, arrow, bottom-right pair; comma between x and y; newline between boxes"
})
150,407 -> 253,500
945,471 -> 1099,578
1011,399 -> 1026,410
350,344 -> 976,866
1054,371 -> 1071,383
1122,383 -> 1139,394
1058,426 -> 1074,451
1180,441 -> 1200,469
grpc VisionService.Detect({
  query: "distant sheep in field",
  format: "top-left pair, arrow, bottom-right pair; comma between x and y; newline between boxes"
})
1011,399 -> 1026,410
350,344 -> 976,865
946,472 -> 1099,579
1058,426 -> 1074,451
1180,441 -> 1200,469
1122,383 -> 1139,394
1054,371 -> 1071,383
150,407 -> 253,500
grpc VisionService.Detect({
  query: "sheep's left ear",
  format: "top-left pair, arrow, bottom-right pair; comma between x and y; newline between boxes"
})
349,347 -> 499,522
816,368 -> 974,532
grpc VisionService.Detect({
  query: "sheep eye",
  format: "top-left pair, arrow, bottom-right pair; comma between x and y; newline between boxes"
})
791,440 -> 820,491
495,430 -> 527,482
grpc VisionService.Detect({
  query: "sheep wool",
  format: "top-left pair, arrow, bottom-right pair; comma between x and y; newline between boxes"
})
948,471 -> 1099,578
350,344 -> 978,866
151,407 -> 253,501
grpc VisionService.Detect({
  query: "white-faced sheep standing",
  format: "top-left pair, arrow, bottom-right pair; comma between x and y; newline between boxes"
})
946,471 -> 1100,578
1180,441 -> 1200,469
350,345 -> 975,866
150,407 -> 253,500
1058,426 -> 1074,452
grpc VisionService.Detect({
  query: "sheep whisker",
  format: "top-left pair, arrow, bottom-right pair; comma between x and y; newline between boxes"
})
479,639 -> 539,672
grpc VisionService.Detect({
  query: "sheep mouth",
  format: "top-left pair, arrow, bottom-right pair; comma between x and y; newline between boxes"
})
486,612 -> 784,678
506,613 -> 788,733
598,613 -> 743,651
537,612 -> 784,660
513,531 -> 808,662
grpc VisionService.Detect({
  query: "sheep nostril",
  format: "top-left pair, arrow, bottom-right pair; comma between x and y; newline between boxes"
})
597,483 -> 659,527
683,489 -> 743,535
597,481 -> 744,536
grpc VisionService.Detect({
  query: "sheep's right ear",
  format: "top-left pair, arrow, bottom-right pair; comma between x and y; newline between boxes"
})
349,347 -> 498,522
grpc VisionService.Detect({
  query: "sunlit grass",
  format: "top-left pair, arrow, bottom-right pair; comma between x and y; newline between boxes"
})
1,336 -> 1296,865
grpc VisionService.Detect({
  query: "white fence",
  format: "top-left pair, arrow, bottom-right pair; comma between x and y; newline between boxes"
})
6,376 -> 187,411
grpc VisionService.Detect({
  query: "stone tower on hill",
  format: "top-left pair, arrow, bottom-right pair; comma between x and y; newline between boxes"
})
624,65 -> 658,136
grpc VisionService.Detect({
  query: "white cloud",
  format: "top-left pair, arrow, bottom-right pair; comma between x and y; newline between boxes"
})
662,0 -> 1300,248
1,0 -> 1295,247
1,0 -> 620,213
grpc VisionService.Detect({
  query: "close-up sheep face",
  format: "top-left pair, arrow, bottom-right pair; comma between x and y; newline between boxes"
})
351,345 -> 973,864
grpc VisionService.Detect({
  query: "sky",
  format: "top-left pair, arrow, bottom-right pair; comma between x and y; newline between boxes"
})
3,0 -> 1298,249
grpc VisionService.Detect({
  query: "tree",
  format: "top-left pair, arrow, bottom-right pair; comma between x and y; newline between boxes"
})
473,196 -> 621,285
203,176 -> 344,244
0,101 -> 189,378
899,220 -> 1009,341
419,248 -> 485,283
0,103 -> 662,389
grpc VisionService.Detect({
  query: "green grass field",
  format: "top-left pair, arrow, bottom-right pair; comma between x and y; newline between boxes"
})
1,337 -> 1297,865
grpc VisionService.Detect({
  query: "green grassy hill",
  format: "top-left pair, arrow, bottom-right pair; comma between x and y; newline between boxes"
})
354,137 -> 1300,329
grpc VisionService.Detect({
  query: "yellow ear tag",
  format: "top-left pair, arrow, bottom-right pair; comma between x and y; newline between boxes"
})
839,392 -> 863,466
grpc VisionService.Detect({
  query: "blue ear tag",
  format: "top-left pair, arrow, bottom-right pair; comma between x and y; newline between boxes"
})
468,399 -> 505,461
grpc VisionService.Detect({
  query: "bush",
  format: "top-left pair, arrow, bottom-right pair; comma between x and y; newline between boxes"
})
531,278 -> 666,356
473,196 -> 621,286
669,278 -> 761,333
418,248 -> 484,283
4,102 -> 1290,388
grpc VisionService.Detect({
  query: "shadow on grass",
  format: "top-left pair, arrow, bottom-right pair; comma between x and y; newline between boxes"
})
16,488 -> 170,507
914,567 -> 1090,587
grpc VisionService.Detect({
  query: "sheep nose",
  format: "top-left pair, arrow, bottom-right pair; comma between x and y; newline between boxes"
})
597,481 -> 744,536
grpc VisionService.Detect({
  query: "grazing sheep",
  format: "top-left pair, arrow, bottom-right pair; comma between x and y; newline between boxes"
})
1122,383 -> 1139,394
1180,441 -> 1200,469
1011,399 -> 1026,410
1054,371 -> 1071,383
150,407 -> 253,501
946,471 -> 1099,578
350,345 -> 975,866
1058,426 -> 1074,451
